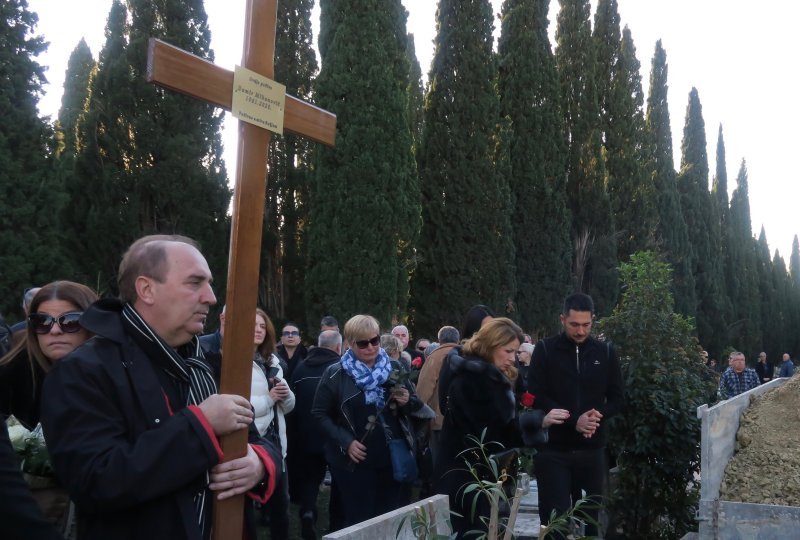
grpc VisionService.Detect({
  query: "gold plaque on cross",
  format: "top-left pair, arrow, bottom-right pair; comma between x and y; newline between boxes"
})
231,65 -> 286,134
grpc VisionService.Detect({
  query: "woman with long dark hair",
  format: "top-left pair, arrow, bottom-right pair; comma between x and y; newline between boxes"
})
0,281 -> 98,428
250,308 -> 294,539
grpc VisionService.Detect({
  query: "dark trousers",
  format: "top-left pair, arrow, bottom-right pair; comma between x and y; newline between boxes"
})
292,452 -> 327,519
262,459 -> 291,540
535,447 -> 605,539
330,463 -> 409,528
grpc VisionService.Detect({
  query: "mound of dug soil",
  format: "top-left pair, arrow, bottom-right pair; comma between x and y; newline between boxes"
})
719,374 -> 800,506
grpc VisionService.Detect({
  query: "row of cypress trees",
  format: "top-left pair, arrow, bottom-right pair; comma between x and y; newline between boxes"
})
2,0 -> 798,361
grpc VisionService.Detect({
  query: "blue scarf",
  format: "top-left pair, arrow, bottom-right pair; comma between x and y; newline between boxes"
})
340,347 -> 392,409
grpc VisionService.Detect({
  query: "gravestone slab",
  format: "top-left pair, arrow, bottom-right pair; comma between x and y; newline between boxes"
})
323,495 -> 451,540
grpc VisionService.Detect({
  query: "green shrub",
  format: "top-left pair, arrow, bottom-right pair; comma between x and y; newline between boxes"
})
597,252 -> 716,539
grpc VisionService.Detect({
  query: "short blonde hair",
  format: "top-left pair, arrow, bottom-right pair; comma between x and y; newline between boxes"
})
344,315 -> 380,344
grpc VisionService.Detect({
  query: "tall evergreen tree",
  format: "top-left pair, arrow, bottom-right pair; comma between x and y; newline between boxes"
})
645,41 -> 696,318
677,87 -> 727,355
791,235 -> 800,289
556,0 -> 617,314
712,124 -> 733,328
771,250 -> 791,356
498,0 -> 571,335
307,0 -> 420,328
261,0 -> 318,323
409,0 -> 515,335
406,33 -> 424,155
711,125 -> 729,227
727,160 -> 761,354
56,39 -> 95,158
595,16 -> 656,259
755,228 -> 777,358
786,238 -> 800,355
0,0 -> 66,318
65,0 -> 133,292
67,0 -> 231,295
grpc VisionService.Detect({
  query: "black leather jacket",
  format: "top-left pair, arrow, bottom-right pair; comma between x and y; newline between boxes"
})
311,359 -> 423,469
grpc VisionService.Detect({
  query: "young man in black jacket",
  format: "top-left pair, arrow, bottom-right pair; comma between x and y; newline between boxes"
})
527,293 -> 624,539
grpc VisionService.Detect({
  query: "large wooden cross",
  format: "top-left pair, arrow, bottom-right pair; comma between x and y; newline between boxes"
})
146,1 -> 335,538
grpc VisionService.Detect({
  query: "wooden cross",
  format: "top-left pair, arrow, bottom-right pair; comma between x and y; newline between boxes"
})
146,1 -> 335,538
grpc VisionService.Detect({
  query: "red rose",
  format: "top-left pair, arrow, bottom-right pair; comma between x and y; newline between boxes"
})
411,356 -> 423,369
520,392 -> 535,408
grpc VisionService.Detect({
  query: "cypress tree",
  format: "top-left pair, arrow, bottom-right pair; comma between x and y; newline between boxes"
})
711,125 -> 729,227
65,0 -> 134,292
0,0 -> 66,318
755,228 -> 777,359
597,21 -> 656,259
677,87 -> 728,355
556,0 -> 617,314
261,0 -> 318,323
498,0 -> 571,335
771,250 -> 790,356
126,0 -> 230,283
409,0 -> 515,335
790,235 -> 800,289
727,160 -> 761,354
787,238 -> 800,355
57,39 -> 95,158
406,33 -> 424,155
68,0 -> 231,295
645,41 -> 696,318
307,0 -> 420,328
712,124 -> 733,328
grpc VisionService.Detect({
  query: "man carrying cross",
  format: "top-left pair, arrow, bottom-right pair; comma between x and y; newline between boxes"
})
40,235 -> 281,540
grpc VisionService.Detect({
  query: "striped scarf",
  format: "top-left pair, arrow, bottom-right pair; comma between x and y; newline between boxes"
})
121,303 -> 216,538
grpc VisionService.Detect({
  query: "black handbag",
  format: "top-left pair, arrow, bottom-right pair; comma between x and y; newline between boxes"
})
379,413 -> 418,483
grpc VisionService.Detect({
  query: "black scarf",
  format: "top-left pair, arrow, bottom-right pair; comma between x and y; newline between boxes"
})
121,303 -> 216,538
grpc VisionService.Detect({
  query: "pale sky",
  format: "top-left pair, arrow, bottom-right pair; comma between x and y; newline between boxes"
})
27,0 -> 799,259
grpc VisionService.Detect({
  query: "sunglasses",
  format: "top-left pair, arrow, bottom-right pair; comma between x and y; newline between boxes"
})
355,335 -> 381,349
29,312 -> 83,335
282,330 -> 300,337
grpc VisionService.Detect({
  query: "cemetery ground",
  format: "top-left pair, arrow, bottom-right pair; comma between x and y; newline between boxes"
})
257,485 -> 331,540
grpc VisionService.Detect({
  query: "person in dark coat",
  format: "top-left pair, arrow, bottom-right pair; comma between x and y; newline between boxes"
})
40,235 -> 281,540
754,352 -> 772,384
528,293 -> 624,540
433,317 -> 568,537
312,314 -> 424,528
436,304 -> 496,415
0,281 -> 98,429
287,330 -> 342,539
1,421 -> 63,540
275,323 -> 308,379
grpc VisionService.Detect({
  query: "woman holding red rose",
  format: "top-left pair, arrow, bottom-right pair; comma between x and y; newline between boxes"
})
432,318 -> 569,536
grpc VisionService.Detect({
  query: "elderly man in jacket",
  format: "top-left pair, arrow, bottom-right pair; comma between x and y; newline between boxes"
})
41,235 -> 280,540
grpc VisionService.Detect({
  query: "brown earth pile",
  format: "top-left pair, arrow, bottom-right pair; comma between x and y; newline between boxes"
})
719,374 -> 800,506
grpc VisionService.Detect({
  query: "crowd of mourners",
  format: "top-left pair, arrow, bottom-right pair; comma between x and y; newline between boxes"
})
2,234 -> 793,540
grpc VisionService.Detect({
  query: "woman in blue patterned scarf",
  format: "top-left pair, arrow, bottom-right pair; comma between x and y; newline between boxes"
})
312,314 -> 424,528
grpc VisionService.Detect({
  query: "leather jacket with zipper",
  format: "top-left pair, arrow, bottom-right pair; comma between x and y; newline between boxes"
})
311,359 -> 423,469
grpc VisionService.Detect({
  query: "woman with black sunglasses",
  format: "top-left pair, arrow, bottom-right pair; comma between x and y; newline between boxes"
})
0,281 -> 98,429
312,314 -> 424,528
0,281 -> 97,538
